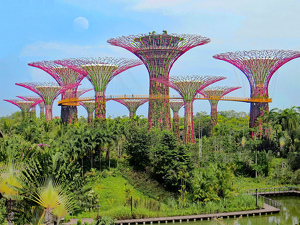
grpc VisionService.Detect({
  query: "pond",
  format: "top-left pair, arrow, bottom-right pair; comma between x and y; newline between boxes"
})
180,196 -> 300,225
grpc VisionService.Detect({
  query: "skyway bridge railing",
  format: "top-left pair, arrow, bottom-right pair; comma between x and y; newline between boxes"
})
58,94 -> 272,106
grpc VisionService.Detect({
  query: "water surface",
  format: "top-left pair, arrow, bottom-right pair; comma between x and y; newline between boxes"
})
180,196 -> 300,225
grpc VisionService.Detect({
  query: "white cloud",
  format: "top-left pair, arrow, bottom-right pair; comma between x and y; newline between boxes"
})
125,0 -> 300,39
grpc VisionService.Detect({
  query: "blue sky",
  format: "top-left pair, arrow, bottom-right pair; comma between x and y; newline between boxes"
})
1,0 -> 300,118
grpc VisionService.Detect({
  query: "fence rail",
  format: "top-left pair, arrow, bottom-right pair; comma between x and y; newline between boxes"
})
244,186 -> 300,195
259,195 -> 282,210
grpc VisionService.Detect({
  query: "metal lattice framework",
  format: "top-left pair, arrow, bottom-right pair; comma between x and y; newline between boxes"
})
107,32 -> 211,130
15,82 -> 78,121
17,96 -> 44,118
153,75 -> 226,143
76,88 -> 93,97
170,100 -> 184,139
55,57 -> 142,120
28,60 -> 88,123
114,99 -> 148,118
4,99 -> 35,118
200,86 -> 241,132
213,50 -> 300,128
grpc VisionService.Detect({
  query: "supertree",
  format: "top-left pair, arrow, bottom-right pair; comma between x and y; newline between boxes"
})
200,86 -> 241,133
213,50 -> 300,128
17,96 -> 44,118
152,75 -> 226,143
107,31 -> 211,130
80,101 -> 96,124
3,99 -> 36,118
170,100 -> 184,139
113,99 -> 148,118
28,60 -> 88,123
55,57 -> 142,121
15,82 -> 78,121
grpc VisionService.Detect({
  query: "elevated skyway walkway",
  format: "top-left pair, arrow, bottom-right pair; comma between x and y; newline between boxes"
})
58,94 -> 272,106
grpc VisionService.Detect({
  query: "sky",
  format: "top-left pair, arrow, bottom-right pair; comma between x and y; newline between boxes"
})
1,0 -> 300,119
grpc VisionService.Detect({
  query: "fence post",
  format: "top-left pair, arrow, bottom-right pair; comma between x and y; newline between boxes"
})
256,189 -> 258,208
131,196 -> 133,218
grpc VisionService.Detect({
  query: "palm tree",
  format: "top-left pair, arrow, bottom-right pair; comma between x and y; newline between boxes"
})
31,179 -> 76,225
277,107 -> 299,137
0,162 -> 23,225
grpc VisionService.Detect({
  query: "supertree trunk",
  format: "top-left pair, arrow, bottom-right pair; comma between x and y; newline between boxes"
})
250,102 -> 269,127
95,91 -> 106,120
61,105 -> 78,123
210,103 -> 218,134
173,111 -> 180,140
148,80 -> 170,130
45,105 -> 53,121
88,111 -> 93,124
129,110 -> 136,118
31,105 -> 37,118
39,102 -> 45,118
184,101 -> 195,143
21,109 -> 30,119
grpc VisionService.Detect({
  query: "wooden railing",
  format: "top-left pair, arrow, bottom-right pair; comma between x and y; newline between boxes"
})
259,195 -> 282,210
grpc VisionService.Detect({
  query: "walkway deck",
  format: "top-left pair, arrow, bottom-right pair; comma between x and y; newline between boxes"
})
115,204 -> 280,225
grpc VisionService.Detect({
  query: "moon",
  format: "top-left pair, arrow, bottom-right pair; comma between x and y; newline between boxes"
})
73,17 -> 89,32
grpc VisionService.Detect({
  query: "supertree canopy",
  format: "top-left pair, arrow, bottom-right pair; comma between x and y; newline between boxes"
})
107,31 -> 211,130
200,86 -> 241,133
17,96 -> 44,118
15,82 -> 78,121
114,99 -> 148,118
153,75 -> 226,143
170,100 -> 184,139
28,60 -> 87,123
213,50 -> 300,128
4,99 -> 35,118
80,101 -> 96,124
55,57 -> 142,121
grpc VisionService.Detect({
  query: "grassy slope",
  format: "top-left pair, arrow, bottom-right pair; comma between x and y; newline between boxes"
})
72,174 -> 150,219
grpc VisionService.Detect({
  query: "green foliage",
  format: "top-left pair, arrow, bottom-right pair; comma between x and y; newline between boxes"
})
192,163 -> 235,202
0,199 -> 6,225
124,126 -> 151,171
149,129 -> 193,191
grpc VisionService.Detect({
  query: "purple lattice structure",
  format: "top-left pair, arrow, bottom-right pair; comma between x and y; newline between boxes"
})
28,60 -> 87,123
76,88 -> 93,97
107,32 -> 211,130
4,99 -> 36,118
213,50 -> 300,128
200,86 -> 241,133
114,99 -> 148,118
55,57 -> 142,121
153,75 -> 226,143
17,96 -> 44,118
15,82 -> 79,121
170,100 -> 184,139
